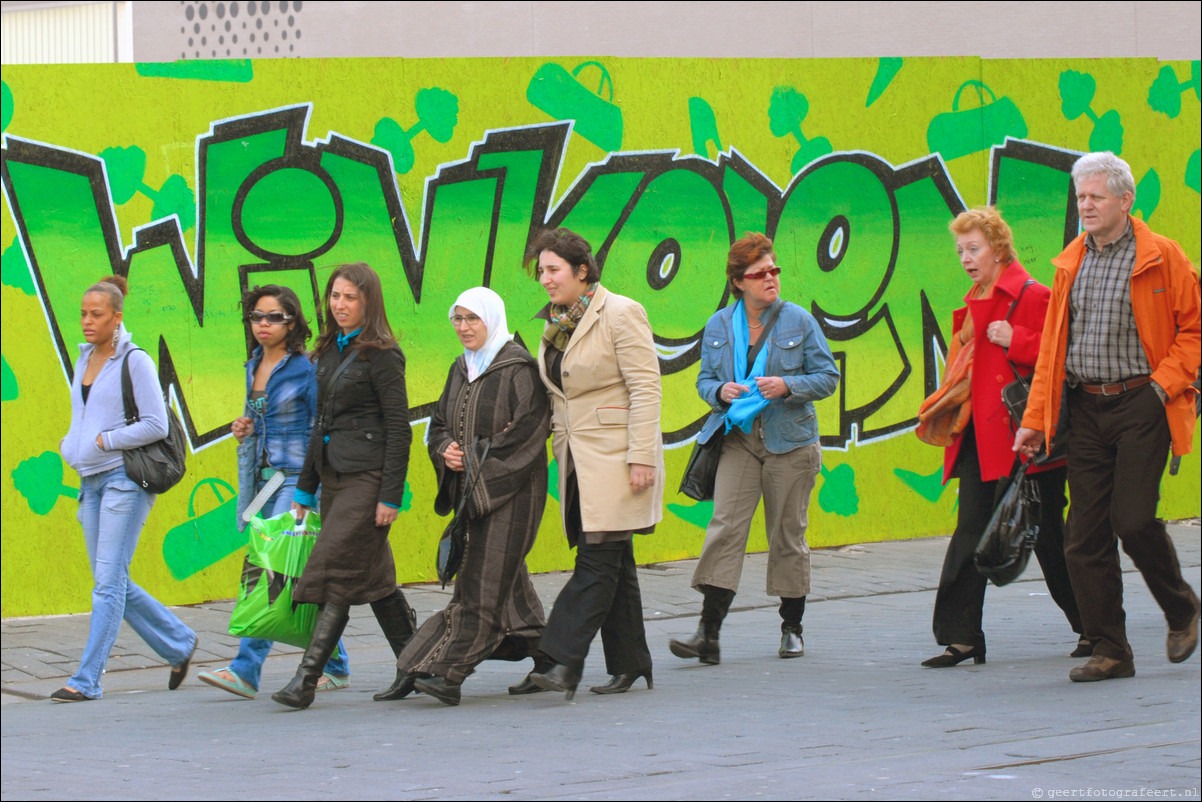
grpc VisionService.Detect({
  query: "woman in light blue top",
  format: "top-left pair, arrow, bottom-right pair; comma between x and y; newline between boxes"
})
669,233 -> 839,666
52,276 -> 197,702
197,285 -> 351,698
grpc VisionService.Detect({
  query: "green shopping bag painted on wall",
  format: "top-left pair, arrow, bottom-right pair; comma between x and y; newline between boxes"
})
228,510 -> 324,649
926,80 -> 1028,162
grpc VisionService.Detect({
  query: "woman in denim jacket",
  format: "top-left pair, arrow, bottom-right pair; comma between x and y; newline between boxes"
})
669,233 -> 839,665
52,276 -> 198,702
197,285 -> 351,699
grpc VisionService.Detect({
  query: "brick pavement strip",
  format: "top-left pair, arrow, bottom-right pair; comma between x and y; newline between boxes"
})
1,525 -> 1198,800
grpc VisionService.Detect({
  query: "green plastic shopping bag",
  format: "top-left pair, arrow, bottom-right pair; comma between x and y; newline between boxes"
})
228,510 -> 323,649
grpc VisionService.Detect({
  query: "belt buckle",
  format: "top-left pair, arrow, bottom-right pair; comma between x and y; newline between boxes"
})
1101,382 -> 1122,396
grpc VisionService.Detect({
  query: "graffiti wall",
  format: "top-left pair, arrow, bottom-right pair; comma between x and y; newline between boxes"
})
2,57 -> 1199,617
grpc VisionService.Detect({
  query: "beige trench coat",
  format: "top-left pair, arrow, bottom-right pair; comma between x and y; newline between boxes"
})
537,285 -> 665,535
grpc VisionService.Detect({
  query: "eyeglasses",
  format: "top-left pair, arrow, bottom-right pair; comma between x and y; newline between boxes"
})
741,266 -> 782,281
247,311 -> 293,325
450,314 -> 483,327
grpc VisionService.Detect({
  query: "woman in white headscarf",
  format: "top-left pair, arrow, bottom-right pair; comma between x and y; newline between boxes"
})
374,287 -> 552,706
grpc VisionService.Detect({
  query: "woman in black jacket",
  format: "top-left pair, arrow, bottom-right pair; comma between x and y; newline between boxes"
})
272,262 -> 416,709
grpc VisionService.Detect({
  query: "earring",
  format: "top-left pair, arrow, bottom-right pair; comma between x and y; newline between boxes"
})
112,328 -> 120,349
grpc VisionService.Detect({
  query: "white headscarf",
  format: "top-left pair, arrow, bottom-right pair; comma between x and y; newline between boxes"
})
449,287 -> 512,382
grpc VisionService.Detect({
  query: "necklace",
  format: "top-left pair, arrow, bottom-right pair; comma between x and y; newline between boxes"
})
747,319 -> 763,329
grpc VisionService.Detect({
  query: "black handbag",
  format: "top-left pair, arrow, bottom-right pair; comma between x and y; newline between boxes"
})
678,305 -> 782,502
998,281 -> 1066,464
973,460 -> 1040,587
678,430 -> 724,502
120,350 -> 187,494
436,436 -> 491,588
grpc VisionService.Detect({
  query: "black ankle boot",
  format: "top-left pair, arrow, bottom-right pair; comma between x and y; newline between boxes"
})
374,670 -> 419,702
669,585 -> 733,665
272,604 -> 350,709
778,596 -> 805,658
509,652 -> 553,695
413,675 -> 462,706
371,588 -> 417,658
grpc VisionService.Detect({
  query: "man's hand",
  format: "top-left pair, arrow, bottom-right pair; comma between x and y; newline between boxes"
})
1012,427 -> 1045,458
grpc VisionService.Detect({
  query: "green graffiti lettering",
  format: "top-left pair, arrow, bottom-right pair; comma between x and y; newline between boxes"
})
2,115 -> 1083,455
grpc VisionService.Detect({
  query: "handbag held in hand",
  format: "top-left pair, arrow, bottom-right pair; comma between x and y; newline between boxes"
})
973,460 -> 1041,587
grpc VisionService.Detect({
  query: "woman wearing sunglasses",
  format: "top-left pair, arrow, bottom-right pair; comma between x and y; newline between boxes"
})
668,232 -> 839,665
196,285 -> 353,699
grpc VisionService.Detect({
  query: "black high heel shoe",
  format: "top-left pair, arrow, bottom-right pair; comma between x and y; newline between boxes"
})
921,644 -> 986,667
529,662 -> 581,700
589,668 -> 653,695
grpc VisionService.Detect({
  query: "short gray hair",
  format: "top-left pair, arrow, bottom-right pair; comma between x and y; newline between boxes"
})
1071,152 -> 1136,202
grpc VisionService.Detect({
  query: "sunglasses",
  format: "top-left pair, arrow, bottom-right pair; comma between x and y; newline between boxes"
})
247,311 -> 294,325
741,266 -> 782,281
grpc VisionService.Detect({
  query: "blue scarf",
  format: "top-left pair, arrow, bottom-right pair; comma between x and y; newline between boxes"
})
337,327 -> 362,353
725,300 -> 772,433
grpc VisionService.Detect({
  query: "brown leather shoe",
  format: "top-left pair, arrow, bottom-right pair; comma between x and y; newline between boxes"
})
1166,592 -> 1201,664
1069,655 -> 1135,682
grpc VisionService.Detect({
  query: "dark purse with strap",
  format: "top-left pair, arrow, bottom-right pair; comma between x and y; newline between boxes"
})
998,281 -> 1066,464
678,306 -> 781,502
437,436 -> 491,587
120,349 -> 187,494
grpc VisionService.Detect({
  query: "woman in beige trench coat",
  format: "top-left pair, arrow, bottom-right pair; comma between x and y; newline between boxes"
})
519,228 -> 665,700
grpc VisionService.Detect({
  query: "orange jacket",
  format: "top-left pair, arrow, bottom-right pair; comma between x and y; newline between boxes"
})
1021,216 -> 1201,456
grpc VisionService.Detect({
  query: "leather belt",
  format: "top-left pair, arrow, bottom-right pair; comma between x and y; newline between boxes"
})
1078,375 -> 1153,396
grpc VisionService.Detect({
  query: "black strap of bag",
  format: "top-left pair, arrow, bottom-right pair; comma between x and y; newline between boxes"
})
437,436 -> 492,587
120,349 -> 147,426
454,436 -> 492,520
744,303 -> 783,376
316,347 -> 361,432
1001,280 -> 1036,387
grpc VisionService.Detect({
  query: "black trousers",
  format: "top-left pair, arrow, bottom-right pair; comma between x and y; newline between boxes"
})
540,539 -> 653,676
932,426 -> 1083,647
1065,384 -> 1197,661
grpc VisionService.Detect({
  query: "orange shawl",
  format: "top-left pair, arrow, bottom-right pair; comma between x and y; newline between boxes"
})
916,283 -> 990,447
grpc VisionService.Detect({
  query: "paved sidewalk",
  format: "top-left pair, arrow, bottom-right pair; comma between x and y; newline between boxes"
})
2,523 -> 1199,800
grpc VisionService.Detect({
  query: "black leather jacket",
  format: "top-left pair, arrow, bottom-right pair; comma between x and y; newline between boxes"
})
298,342 -> 411,507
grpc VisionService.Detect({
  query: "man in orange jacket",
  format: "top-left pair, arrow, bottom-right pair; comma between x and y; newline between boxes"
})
1014,151 -> 1200,683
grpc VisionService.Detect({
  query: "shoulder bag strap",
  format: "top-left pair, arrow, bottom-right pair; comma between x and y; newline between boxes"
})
120,349 -> 145,425
1003,280 -> 1036,384
746,303 -> 784,368
318,347 -> 361,429
454,436 -> 493,518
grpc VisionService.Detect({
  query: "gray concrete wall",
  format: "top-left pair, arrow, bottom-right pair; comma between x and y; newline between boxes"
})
133,0 -> 1201,63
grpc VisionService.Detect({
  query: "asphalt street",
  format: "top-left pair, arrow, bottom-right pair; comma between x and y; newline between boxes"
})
2,524 -> 1199,800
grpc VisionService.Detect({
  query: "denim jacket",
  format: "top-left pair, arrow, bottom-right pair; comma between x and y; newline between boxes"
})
235,348 -> 317,531
696,299 -> 840,453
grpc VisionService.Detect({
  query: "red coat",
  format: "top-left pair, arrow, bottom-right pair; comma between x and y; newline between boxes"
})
943,261 -> 1057,484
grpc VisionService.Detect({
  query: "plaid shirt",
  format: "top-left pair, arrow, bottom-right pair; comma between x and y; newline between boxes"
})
1066,222 -> 1152,384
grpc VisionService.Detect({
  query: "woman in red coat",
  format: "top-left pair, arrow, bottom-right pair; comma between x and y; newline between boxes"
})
916,207 -> 1086,667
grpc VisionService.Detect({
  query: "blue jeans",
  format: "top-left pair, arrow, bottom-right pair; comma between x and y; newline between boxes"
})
70,465 -> 197,698
228,474 -> 350,690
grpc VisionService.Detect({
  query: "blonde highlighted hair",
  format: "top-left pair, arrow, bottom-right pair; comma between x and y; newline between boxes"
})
948,207 -> 1016,265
